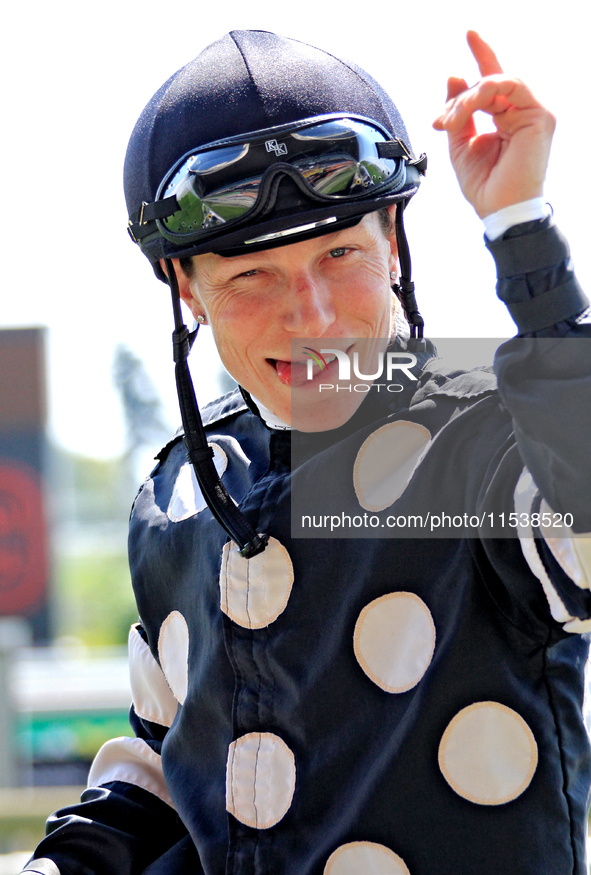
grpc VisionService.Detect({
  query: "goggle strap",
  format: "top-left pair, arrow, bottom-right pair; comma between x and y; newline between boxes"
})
377,139 -> 412,160
128,196 -> 179,243
164,259 -> 268,558
133,196 -> 179,226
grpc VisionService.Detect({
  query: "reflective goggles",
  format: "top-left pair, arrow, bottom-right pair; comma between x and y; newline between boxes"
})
128,115 -> 426,246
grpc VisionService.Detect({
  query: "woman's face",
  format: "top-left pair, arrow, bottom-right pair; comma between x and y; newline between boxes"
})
174,208 -> 398,431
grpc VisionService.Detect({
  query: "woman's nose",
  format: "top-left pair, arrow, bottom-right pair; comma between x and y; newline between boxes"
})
282,273 -> 337,337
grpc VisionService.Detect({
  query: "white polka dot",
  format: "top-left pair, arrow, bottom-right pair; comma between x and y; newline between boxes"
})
438,701 -> 538,805
354,421 -> 431,512
157,611 -> 189,705
226,732 -> 296,829
167,443 -> 227,522
220,536 -> 294,629
324,842 -> 410,875
131,477 -> 168,528
354,592 -> 436,693
128,625 -> 179,728
539,497 -> 591,591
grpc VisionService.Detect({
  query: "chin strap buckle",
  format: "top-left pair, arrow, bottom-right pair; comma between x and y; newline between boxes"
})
238,532 -> 270,559
393,279 -> 426,352
393,200 -> 426,352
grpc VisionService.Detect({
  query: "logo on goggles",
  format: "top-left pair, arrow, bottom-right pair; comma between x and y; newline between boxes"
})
265,139 -> 288,156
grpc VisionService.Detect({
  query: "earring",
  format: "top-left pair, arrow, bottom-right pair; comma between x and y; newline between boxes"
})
196,314 -> 207,324
390,271 -> 398,285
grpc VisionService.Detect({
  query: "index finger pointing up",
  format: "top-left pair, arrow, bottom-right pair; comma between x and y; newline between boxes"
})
467,30 -> 504,77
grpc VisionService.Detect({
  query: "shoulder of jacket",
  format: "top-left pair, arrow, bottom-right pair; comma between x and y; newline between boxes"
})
154,388 -> 251,465
202,387 -> 250,426
412,356 -> 498,405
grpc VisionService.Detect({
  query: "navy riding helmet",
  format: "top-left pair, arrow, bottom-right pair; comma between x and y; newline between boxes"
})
124,30 -> 426,277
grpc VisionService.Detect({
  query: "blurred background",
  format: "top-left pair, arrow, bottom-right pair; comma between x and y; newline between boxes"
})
1,0 -> 590,867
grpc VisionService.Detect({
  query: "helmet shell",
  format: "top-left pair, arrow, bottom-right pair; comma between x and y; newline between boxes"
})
124,30 -> 418,275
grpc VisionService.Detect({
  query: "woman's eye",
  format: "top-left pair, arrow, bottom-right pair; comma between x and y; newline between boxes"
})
329,247 -> 349,258
236,269 -> 259,278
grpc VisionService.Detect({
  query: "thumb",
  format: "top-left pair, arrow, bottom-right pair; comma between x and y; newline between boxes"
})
433,77 -> 471,130
447,76 -> 469,101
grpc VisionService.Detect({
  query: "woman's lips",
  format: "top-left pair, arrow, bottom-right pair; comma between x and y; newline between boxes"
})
274,359 -> 307,387
271,353 -> 339,388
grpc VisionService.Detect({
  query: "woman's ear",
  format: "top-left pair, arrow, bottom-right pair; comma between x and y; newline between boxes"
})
159,258 -> 198,310
385,205 -> 399,276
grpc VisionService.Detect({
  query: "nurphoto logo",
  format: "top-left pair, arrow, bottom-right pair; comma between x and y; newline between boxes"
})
304,347 -> 418,390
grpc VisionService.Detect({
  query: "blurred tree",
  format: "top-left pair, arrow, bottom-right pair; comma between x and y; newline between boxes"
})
49,449 -> 136,646
53,550 -> 136,647
112,345 -> 170,459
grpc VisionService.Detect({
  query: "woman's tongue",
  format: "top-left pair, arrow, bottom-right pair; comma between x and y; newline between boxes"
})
274,359 -> 309,387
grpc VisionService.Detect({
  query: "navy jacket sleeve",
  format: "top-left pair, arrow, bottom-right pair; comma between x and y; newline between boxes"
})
487,216 -> 591,633
21,624 -> 204,875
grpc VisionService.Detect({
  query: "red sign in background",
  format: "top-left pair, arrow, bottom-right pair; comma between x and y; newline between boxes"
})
0,461 -> 48,615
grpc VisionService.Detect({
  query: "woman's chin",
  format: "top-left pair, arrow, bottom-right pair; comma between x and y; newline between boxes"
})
291,388 -> 367,433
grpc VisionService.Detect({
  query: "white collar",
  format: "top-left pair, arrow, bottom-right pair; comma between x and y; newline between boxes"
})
250,395 -> 291,431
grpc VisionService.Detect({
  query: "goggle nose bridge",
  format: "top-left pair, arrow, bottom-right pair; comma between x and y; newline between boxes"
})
230,160 -> 357,221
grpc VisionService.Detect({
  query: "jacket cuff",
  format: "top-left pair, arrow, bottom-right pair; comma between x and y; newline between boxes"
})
21,859 -> 61,875
485,219 -> 589,332
486,217 -> 568,277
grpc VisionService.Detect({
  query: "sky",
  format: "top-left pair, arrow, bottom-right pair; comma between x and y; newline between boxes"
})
2,0 -> 589,460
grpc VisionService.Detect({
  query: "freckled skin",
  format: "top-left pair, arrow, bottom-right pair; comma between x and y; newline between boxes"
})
171,209 -> 399,432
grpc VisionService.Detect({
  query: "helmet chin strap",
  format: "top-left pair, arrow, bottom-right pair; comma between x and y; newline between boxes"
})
392,200 -> 425,352
165,258 -> 269,558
